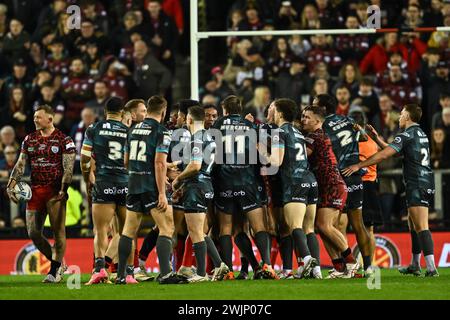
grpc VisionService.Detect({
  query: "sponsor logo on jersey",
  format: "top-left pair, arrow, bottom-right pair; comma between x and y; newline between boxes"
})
394,137 -> 402,144
66,141 -> 75,149
51,146 -> 59,153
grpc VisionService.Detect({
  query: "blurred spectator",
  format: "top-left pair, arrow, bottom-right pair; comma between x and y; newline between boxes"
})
160,0 -> 184,35
398,32 -> 427,74
203,66 -> 234,102
227,9 -> 244,50
101,57 -> 133,101
353,77 -> 379,121
310,78 -> 329,100
425,61 -> 450,126
201,94 -> 218,106
335,14 -> 370,64
423,0 -> 445,26
132,40 -> 171,99
315,0 -> 344,28
244,86 -> 271,122
360,32 -> 408,75
299,4 -> 321,29
2,19 -> 30,63
332,63 -> 361,97
427,11 -> 450,52
5,85 -> 31,140
274,1 -> 298,30
70,107 -> 97,174
431,127 -> 447,169
400,4 -> 424,29
144,0 -> 178,73
375,64 -> 420,111
1,58 -> 32,107
35,0 -> 67,42
80,0 -> 109,35
275,57 -> 310,103
84,42 -> 102,77
113,11 -> 145,63
267,37 -> 295,79
234,43 -> 265,87
238,5 -> 265,31
0,126 -> 19,158
73,19 -> 109,56
30,69 -> 53,102
0,4 -> 8,50
335,86 -> 351,116
236,78 -> 254,106
306,34 -> 342,76
432,93 -> 450,129
0,145 -> 18,178
371,94 -> 400,142
42,37 -> 70,90
288,33 -> 311,59
86,80 -> 110,121
61,58 -> 95,131
32,83 -> 65,127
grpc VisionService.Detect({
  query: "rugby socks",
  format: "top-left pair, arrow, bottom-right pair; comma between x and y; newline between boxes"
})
133,248 -> 139,268
410,230 -> 422,267
118,235 -> 133,278
418,230 -> 436,271
175,234 -> 187,270
193,241 -> 207,276
292,228 -> 311,259
182,236 -> 195,267
341,247 -> 356,264
94,257 -> 105,273
279,236 -> 293,270
254,231 -> 272,265
219,235 -> 234,270
270,236 -> 279,266
362,256 -> 372,271
240,256 -> 249,274
156,236 -> 173,277
105,256 -> 113,270
139,228 -> 159,262
332,258 -> 346,272
126,265 -> 134,276
234,232 -> 259,270
49,260 -> 61,277
306,233 -> 320,265
205,236 -> 222,268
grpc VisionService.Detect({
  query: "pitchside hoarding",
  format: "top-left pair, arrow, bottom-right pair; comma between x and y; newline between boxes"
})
0,233 -> 449,275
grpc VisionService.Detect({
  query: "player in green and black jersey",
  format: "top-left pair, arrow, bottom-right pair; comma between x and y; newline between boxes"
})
116,96 -> 187,285
314,93 -> 372,274
212,95 -> 277,280
81,97 -> 129,285
343,104 -> 438,277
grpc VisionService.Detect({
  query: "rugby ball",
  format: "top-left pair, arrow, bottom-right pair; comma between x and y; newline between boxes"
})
13,181 -> 32,202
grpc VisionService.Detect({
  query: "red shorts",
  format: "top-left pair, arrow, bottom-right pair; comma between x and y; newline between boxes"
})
27,185 -> 59,212
318,183 -> 348,211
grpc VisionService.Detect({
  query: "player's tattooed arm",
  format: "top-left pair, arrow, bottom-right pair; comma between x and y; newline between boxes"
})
61,152 -> 76,192
8,153 -> 28,189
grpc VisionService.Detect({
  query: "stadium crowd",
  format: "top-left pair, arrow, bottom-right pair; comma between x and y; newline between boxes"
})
0,0 -> 449,232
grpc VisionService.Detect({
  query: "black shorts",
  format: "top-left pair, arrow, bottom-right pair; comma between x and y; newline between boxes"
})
282,176 -> 312,206
306,172 -> 318,206
183,179 -> 214,213
126,191 -> 158,214
405,187 -> 435,208
92,182 -> 127,207
215,184 -> 261,214
269,176 -> 283,208
257,177 -> 267,206
343,174 -> 363,211
362,181 -> 383,227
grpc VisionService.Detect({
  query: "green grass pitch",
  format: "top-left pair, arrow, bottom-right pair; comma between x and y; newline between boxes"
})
0,269 -> 449,300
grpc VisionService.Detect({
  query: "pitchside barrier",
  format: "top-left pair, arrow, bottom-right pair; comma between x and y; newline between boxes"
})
0,232 -> 449,275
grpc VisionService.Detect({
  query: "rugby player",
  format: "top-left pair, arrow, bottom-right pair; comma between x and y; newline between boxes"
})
81,97 -> 129,285
213,95 -> 277,279
116,95 -> 187,284
172,105 -> 230,282
7,105 -> 76,283
343,104 -> 439,277
313,94 -> 372,274
259,99 -> 318,279
301,106 -> 357,278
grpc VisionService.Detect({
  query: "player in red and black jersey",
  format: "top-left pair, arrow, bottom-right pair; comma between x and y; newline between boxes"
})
301,106 -> 358,278
7,105 -> 76,283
